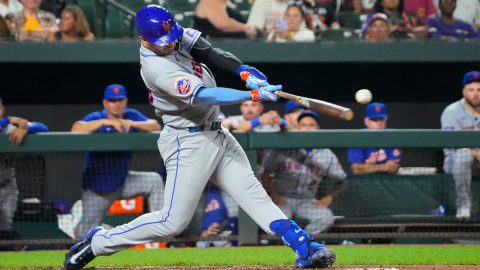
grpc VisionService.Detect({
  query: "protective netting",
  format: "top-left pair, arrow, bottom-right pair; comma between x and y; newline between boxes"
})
1,146 -> 480,250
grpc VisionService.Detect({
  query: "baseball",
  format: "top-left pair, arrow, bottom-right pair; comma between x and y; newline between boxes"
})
355,89 -> 372,104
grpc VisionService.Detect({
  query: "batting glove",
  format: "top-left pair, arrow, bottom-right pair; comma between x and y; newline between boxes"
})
237,65 -> 270,90
251,84 -> 282,102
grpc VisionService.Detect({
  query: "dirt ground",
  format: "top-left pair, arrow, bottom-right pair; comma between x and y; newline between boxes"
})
101,266 -> 480,270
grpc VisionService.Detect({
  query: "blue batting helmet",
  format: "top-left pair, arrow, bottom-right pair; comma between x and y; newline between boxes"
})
136,5 -> 184,46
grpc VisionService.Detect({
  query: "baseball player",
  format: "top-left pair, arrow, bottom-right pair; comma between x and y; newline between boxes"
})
70,84 -> 164,239
261,110 -> 347,235
441,70 -> 480,219
64,5 -> 336,269
284,100 -> 306,130
0,97 -> 48,242
347,103 -> 401,175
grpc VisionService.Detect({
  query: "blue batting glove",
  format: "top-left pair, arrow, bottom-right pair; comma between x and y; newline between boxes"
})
238,65 -> 270,90
252,84 -> 281,102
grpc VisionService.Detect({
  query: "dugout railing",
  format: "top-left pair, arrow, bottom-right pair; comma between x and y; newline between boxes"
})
0,130 -> 479,248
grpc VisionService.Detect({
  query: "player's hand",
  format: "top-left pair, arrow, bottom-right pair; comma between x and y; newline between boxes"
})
103,119 -> 124,132
9,127 -> 28,145
201,223 -> 220,237
313,195 -> 333,208
259,111 -> 281,126
237,65 -> 269,90
119,119 -> 135,132
252,85 -> 282,102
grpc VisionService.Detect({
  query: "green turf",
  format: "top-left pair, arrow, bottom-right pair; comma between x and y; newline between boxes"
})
1,245 -> 480,269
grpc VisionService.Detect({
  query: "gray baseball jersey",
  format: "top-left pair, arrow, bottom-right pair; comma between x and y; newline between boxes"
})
227,114 -> 281,132
0,123 -> 18,231
140,28 -> 219,128
262,149 -> 347,198
441,97 -> 479,210
90,29 -> 287,255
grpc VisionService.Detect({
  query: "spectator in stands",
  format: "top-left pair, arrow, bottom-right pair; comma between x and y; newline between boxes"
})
0,15 -> 12,39
434,0 -> 480,29
348,102 -> 401,175
427,0 -> 479,40
362,12 -> 392,42
0,97 -> 48,243
0,0 -> 22,17
11,0 -> 57,41
70,84 -> 165,239
290,0 -> 340,35
374,0 -> 427,39
247,0 -> 289,37
260,110 -> 347,235
284,100 -> 306,130
193,0 -> 257,38
404,0 -> 436,25
267,4 -> 315,42
223,100 -> 284,131
441,70 -> 480,219
48,5 -> 94,42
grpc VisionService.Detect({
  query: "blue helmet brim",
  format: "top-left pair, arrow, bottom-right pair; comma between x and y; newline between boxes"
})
149,23 -> 184,46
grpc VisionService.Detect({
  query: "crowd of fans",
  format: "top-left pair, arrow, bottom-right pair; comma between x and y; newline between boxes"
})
0,0 -> 478,42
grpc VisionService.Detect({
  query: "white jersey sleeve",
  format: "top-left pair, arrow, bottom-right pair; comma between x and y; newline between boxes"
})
153,68 -> 206,106
310,149 -> 347,182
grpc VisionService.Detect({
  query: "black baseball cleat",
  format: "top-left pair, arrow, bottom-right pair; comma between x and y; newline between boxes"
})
63,226 -> 103,270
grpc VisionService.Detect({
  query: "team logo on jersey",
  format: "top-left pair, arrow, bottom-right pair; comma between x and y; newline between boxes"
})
163,21 -> 171,33
173,76 -> 191,95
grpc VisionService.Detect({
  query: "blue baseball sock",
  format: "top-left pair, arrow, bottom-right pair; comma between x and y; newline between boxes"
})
270,219 -> 326,259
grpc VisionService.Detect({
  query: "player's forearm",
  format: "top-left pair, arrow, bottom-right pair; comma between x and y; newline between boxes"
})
190,37 -> 243,75
131,120 -> 161,132
8,116 -> 29,129
350,163 -> 386,175
235,120 -> 254,132
195,87 -> 251,105
71,120 -> 105,132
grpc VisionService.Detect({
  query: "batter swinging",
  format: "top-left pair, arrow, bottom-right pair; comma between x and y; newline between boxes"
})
63,5 -> 336,269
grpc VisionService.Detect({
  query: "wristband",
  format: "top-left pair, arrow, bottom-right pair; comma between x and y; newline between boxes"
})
251,117 -> 260,128
240,71 -> 251,81
280,119 -> 287,129
250,89 -> 260,102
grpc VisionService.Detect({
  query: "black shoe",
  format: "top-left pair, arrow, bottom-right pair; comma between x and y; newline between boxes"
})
63,226 -> 102,270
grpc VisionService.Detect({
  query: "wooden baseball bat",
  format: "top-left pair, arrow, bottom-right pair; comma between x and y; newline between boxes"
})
275,91 -> 354,121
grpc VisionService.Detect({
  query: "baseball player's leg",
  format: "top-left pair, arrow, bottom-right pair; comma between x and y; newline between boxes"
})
444,149 -> 473,214
296,199 -> 335,235
0,178 -> 18,231
76,189 -> 115,239
91,131 -> 224,256
120,171 -> 164,211
214,131 -> 335,268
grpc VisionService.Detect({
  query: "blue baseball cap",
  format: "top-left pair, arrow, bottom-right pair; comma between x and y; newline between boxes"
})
285,100 -> 306,114
365,102 -> 387,118
298,109 -> 319,123
462,71 -> 480,86
104,84 -> 127,100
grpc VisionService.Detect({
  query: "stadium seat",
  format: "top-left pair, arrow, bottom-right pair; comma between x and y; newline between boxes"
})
77,0 -> 96,34
338,11 -> 367,30
320,27 -> 360,40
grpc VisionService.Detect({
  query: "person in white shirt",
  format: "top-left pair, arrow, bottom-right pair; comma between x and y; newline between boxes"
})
247,0 -> 289,36
267,4 -> 315,42
0,0 -> 22,17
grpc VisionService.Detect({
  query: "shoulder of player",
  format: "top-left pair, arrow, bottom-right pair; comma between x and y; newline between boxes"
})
82,110 -> 105,121
442,99 -> 464,114
124,108 -> 149,119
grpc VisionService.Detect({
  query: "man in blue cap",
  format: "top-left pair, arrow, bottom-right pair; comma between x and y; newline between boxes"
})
70,84 -> 164,239
284,100 -> 306,130
347,102 -> 401,175
441,70 -> 480,219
